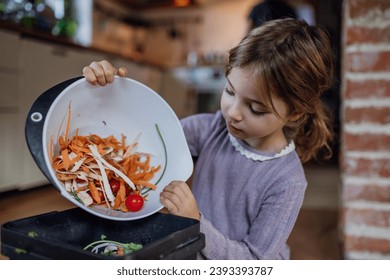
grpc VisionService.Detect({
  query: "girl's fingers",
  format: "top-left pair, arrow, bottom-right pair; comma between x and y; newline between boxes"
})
88,61 -> 108,86
100,60 -> 117,83
160,188 -> 183,207
81,61 -> 117,86
82,66 -> 98,85
160,181 -> 200,220
163,181 -> 187,198
82,61 -> 128,86
117,67 -> 128,77
160,182 -> 186,215
160,182 -> 185,209
160,195 -> 179,215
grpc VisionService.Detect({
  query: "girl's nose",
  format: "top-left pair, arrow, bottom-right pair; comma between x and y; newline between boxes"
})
227,102 -> 243,122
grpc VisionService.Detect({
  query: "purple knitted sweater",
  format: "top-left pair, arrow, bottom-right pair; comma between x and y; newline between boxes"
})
180,111 -> 307,260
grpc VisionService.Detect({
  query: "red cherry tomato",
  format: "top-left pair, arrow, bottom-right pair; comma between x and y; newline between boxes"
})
109,179 -> 120,194
125,193 -> 144,212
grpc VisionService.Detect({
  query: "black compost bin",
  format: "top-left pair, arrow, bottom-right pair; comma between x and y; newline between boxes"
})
1,208 -> 205,260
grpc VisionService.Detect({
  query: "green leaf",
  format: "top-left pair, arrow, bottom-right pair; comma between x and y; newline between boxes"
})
28,231 -> 38,238
15,248 -> 27,254
122,242 -> 143,255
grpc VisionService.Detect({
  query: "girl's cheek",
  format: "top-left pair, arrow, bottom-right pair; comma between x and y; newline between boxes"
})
220,93 -> 231,112
220,96 -> 227,113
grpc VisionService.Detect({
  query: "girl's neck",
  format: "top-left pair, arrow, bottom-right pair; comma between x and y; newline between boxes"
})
244,132 -> 289,154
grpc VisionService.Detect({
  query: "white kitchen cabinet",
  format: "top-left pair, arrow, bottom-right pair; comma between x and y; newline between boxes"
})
0,30 -> 20,68
0,30 -> 22,192
0,73 -> 22,191
0,112 -> 23,191
0,72 -> 19,108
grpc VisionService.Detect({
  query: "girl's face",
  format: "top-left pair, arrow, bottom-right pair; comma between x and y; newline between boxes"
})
220,67 -> 290,153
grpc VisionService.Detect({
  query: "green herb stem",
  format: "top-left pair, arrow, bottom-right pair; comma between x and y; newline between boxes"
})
142,124 -> 167,196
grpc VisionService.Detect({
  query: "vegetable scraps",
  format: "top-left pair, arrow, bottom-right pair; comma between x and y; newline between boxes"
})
50,103 -> 166,212
84,235 -> 142,256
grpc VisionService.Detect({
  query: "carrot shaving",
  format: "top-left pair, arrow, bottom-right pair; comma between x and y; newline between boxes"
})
50,103 -> 163,213
88,181 -> 101,204
61,149 -> 71,171
134,180 -> 157,191
64,103 -> 72,147
49,136 -> 54,165
113,181 -> 126,209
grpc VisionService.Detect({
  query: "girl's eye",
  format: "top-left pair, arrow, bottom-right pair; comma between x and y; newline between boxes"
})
250,107 -> 267,116
224,88 -> 234,96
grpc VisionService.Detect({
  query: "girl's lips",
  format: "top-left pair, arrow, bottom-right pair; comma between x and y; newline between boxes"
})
227,123 -> 242,133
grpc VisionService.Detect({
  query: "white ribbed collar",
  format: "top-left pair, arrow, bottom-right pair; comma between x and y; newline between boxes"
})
228,134 -> 295,162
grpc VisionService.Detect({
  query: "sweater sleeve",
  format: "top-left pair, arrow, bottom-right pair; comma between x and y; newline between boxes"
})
200,179 -> 306,260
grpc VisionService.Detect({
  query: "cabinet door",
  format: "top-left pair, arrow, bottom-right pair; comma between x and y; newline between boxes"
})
0,112 -> 22,191
0,73 -> 21,191
0,30 -> 20,69
0,72 -> 19,108
0,30 -> 22,191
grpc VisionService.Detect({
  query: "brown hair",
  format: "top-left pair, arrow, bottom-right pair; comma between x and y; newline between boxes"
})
225,18 -> 334,163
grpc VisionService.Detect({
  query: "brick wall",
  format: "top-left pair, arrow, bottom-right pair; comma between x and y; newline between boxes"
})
341,0 -> 390,259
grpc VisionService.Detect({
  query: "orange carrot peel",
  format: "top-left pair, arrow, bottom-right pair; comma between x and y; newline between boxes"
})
50,104 -> 162,212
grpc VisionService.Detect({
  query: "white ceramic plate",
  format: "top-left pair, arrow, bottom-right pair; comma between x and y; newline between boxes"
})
42,77 -> 193,221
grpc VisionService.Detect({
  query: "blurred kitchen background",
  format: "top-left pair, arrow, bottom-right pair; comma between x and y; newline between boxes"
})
0,0 -> 389,260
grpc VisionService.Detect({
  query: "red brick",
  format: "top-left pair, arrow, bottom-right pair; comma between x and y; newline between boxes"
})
343,133 -> 390,151
348,0 -> 390,19
344,79 -> 390,99
342,0 -> 390,260
343,207 -> 390,227
346,26 -> 390,44
342,183 -> 390,202
344,107 -> 390,124
345,51 -> 390,72
344,235 -> 390,252
342,157 -> 390,177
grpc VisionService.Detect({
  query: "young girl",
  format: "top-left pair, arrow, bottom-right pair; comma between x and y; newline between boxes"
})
82,18 -> 334,260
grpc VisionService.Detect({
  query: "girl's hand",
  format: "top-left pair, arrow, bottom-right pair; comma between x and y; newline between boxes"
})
82,60 -> 128,86
160,181 -> 200,220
